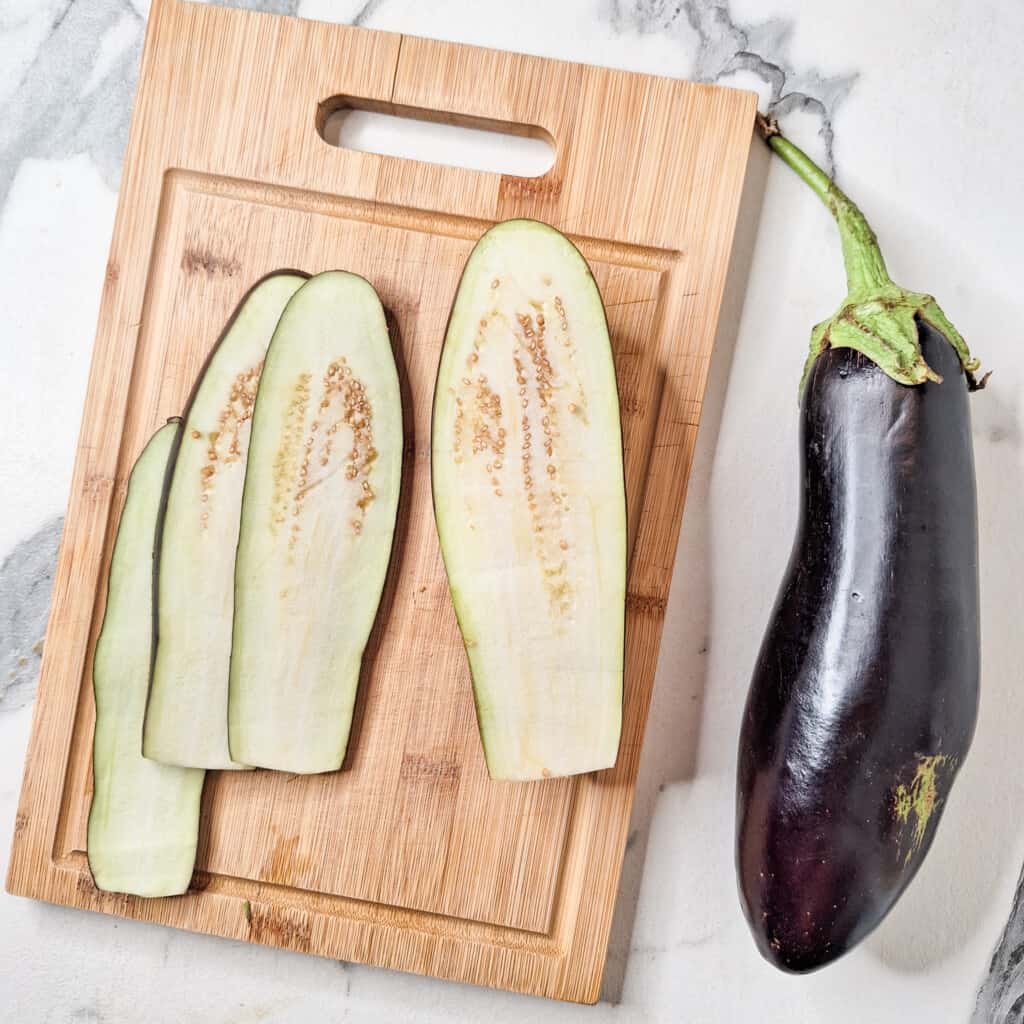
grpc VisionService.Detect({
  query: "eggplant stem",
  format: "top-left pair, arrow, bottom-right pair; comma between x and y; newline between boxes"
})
760,125 -> 890,297
756,113 -> 985,392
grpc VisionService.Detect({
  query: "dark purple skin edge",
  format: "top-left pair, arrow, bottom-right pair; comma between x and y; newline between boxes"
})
736,321 -> 980,973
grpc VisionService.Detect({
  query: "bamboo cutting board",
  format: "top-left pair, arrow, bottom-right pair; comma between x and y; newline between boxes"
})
7,0 -> 755,1002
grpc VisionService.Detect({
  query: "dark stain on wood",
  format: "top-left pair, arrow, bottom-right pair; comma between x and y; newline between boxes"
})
400,752 -> 461,785
617,393 -> 645,418
81,473 -> 118,498
188,869 -> 212,893
264,834 -> 312,884
499,175 -> 563,202
249,905 -> 312,952
626,590 -> 667,619
77,871 -> 132,913
180,248 -> 241,277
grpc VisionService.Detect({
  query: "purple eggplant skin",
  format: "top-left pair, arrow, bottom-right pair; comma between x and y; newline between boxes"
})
736,319 -> 980,973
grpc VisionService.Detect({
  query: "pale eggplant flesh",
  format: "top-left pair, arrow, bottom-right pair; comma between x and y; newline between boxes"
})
144,272 -> 307,770
228,271 -> 403,774
88,421 -> 205,897
432,219 -> 626,781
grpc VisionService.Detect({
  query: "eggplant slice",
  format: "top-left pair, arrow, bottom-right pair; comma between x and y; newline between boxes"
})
144,272 -> 306,770
228,272 -> 402,774
88,421 -> 204,896
432,219 -> 626,781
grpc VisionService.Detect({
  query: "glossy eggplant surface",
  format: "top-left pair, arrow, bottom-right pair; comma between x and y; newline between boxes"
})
737,321 -> 979,972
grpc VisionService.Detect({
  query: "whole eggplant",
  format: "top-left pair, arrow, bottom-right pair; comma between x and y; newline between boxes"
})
736,117 -> 985,973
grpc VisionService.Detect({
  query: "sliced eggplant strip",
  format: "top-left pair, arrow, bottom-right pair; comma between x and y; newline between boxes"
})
88,421 -> 204,897
145,272 -> 307,770
228,272 -> 402,774
432,219 -> 626,781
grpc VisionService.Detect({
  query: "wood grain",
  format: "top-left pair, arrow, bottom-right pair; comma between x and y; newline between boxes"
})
6,0 -> 756,1002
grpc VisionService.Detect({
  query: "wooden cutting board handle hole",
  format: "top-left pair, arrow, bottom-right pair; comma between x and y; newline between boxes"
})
317,96 -> 556,179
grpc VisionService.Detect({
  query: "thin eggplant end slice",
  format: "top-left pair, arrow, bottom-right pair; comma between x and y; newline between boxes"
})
88,422 -> 204,898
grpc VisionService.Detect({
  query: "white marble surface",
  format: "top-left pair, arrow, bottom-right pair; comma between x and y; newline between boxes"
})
2,1 -> 1023,1020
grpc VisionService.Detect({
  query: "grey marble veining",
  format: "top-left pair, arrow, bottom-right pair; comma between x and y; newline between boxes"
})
216,0 -> 300,12
609,0 -> 855,173
0,516 -> 62,712
0,0 -> 142,210
0,1 -> 310,212
350,0 -> 384,26
975,867 -> 1024,1022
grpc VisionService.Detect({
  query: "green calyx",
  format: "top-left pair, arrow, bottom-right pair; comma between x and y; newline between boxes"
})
756,114 -> 986,395
806,287 -> 982,393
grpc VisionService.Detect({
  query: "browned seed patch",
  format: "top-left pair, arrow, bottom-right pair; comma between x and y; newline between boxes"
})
198,359 -> 263,526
